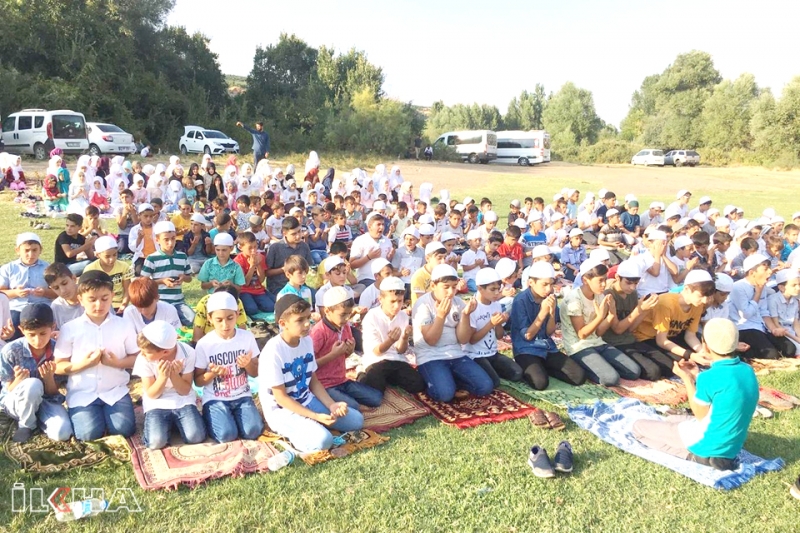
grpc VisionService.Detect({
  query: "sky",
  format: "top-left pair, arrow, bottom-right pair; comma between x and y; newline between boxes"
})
169,0 -> 800,127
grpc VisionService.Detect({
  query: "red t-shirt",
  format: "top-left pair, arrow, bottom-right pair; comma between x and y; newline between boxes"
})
234,253 -> 267,295
309,320 -> 354,388
498,242 -> 523,262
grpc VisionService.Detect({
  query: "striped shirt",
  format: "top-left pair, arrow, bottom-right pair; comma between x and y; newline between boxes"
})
141,250 -> 191,304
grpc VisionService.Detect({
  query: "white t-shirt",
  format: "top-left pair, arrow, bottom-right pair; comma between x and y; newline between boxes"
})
281,189 -> 299,204
265,215 -> 284,240
54,313 -> 139,408
636,252 -> 670,297
194,329 -> 259,405
559,287 -> 606,355
51,298 -> 84,329
362,307 -> 410,368
412,292 -> 467,365
359,282 -> 381,310
350,233 -> 393,281
545,227 -> 567,248
122,301 -> 181,336
132,342 -> 197,412
0,294 -> 9,350
460,249 -> 487,281
464,300 -> 503,358
258,335 -> 317,412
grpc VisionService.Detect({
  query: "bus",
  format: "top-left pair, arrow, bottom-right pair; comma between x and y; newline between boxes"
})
495,130 -> 551,166
433,130 -> 498,164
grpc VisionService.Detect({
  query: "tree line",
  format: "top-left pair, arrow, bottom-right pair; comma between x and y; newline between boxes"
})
1,2 -> 797,166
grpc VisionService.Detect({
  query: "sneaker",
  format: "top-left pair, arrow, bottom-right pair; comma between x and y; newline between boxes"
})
791,476 -> 800,500
12,427 -> 33,443
553,441 -> 574,473
528,445 -> 555,478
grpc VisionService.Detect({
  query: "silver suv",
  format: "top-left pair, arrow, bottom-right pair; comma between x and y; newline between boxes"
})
664,150 -> 700,167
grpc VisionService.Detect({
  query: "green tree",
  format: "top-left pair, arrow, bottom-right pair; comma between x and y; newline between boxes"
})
542,82 -> 603,147
504,84 -> 546,130
700,74 -> 759,150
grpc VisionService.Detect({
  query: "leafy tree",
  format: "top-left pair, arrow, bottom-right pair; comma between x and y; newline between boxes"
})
504,85 -> 546,130
700,74 -> 759,150
542,82 -> 603,147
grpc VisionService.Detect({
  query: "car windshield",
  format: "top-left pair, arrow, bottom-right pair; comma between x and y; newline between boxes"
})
653,150 -> 664,156
203,130 -> 227,139
96,124 -> 125,133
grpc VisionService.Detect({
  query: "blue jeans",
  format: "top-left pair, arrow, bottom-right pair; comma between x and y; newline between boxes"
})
1,378 -> 73,440
418,356 -> 494,402
240,291 -> 275,316
327,380 -> 383,409
173,302 -> 196,328
143,405 -> 207,449
67,260 -> 91,277
571,343 -> 641,386
466,278 -> 477,293
264,396 -> 364,453
202,396 -> 264,442
68,394 -> 136,441
310,249 -> 328,266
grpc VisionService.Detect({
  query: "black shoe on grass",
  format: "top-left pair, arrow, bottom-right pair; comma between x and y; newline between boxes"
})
553,441 -> 574,473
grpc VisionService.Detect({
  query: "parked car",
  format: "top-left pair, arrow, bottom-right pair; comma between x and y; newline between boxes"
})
664,149 -> 700,167
86,122 -> 136,156
432,130 -> 498,164
631,149 -> 665,167
179,126 -> 239,155
1,109 -> 89,159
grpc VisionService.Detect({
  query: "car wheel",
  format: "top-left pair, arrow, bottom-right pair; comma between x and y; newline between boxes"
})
180,145 -> 188,155
467,153 -> 479,164
88,144 -> 102,157
675,160 -> 683,167
518,157 -> 530,166
204,146 -> 211,155
33,143 -> 47,160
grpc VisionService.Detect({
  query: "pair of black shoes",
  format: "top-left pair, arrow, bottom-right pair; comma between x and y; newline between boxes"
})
528,441 -> 573,478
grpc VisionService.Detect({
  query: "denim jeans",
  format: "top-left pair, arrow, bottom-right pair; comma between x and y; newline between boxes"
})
68,394 -> 136,441
466,278 -> 477,293
1,378 -> 73,440
67,260 -> 92,277
417,356 -> 494,402
173,302 -> 196,328
240,291 -> 275,316
264,396 -> 364,453
310,249 -> 328,266
327,380 -> 383,409
143,405 -> 207,449
202,396 -> 264,443
571,343 -> 641,386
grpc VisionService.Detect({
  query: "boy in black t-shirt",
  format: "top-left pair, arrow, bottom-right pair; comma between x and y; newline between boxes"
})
54,214 -> 96,276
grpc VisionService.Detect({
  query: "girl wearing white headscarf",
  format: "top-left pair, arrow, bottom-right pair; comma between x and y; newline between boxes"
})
419,182 -> 433,205
281,179 -> 300,204
67,170 -> 91,214
361,179 -> 376,209
238,176 -> 253,199
389,165 -> 404,200
253,159 -> 272,191
223,165 -> 238,186
163,180 -> 184,213
89,176 -> 110,212
372,164 -> 388,189
200,153 -> 212,173
169,155 -> 181,167
330,177 -> 346,198
130,174 -> 150,204
5,154 -> 26,191
267,178 -> 282,196
109,177 -> 128,210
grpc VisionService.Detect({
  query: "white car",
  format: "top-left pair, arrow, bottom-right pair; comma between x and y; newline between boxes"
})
179,126 -> 239,156
86,122 -> 136,156
1,109 -> 89,159
631,149 -> 665,167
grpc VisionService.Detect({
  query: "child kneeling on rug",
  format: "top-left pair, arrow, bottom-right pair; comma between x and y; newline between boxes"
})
633,318 -> 759,470
133,321 -> 206,449
194,292 -> 263,443
412,264 -> 494,402
259,295 -> 364,452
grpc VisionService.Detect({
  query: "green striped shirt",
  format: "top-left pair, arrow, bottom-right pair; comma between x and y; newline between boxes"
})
141,251 -> 191,304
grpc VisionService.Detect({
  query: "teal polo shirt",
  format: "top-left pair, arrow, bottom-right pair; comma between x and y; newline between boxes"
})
688,357 -> 759,459
197,256 -> 246,294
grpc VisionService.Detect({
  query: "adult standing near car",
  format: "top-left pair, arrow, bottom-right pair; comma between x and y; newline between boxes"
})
236,121 -> 270,167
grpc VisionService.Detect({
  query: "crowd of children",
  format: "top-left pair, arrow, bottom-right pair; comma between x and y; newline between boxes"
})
2,152 -> 800,494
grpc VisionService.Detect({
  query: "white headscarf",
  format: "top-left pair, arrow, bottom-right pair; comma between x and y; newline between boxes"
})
47,156 -> 63,176
254,159 -> 272,191
304,151 -> 320,174
0,153 -> 9,173
372,164 -> 388,188
268,178 -> 281,193
91,177 -> 108,198
440,189 -> 450,204
389,165 -> 404,192
419,183 -> 433,204
200,154 -> 212,171
223,165 -> 238,185
75,155 -> 91,176
169,155 -> 180,166
111,155 -> 125,168
110,177 -> 127,204
10,155 -> 23,180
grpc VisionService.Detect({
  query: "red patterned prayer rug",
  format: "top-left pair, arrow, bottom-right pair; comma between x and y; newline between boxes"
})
414,389 -> 536,429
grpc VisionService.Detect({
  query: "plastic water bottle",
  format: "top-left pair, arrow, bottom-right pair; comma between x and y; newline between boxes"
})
267,450 -> 295,472
54,499 -> 107,522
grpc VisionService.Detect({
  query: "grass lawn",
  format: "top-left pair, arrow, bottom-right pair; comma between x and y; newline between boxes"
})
1,165 -> 800,532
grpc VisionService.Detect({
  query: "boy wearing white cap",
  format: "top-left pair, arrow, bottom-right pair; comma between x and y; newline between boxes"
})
311,287 -> 383,409
349,212 -> 394,288
0,233 -> 56,337
520,213 -> 546,268
464,268 -> 523,387
729,254 -> 795,359
701,273 -> 734,325
460,230 -> 487,293
198,233 -> 245,294
766,269 -> 800,352
412,265 -> 493,402
359,276 -> 425,394
635,230 -> 679,297
633,269 -> 716,375
640,202 -> 664,230
84,236 -> 133,312
597,209 -> 628,265
194,291 -> 263,442
133,321 -> 206,449
478,210 -> 499,243
141,221 -> 195,327
410,242 -> 447,306
561,229 -> 587,282
128,203 -> 158,273
391,226 -> 424,288
633,318 -> 758,470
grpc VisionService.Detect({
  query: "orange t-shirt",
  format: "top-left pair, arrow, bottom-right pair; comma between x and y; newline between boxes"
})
141,226 -> 156,257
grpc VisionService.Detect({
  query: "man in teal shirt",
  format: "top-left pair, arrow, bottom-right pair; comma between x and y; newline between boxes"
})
633,318 -> 758,470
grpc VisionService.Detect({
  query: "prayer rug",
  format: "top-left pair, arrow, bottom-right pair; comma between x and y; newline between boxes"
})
607,378 -> 688,406
414,389 -> 535,429
748,357 -> 800,376
758,387 -> 800,411
501,378 -> 619,409
362,388 -> 431,433
269,429 -> 390,466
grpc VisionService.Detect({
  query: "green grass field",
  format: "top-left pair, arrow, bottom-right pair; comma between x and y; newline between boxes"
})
1,165 -> 800,532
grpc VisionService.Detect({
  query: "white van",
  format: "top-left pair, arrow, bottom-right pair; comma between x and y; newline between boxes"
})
494,130 -> 552,166
1,109 -> 90,159
433,130 -> 497,164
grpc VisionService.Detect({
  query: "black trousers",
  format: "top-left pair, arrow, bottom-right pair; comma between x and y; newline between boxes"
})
642,336 -> 691,377
358,360 -> 425,394
474,353 -> 524,388
514,352 -> 587,391
738,329 -> 796,359
613,342 -> 668,381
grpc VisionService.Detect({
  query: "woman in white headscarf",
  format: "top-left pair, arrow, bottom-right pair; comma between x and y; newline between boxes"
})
372,164 -> 388,189
304,151 -> 320,182
163,179 -> 184,213
200,153 -> 212,174
223,165 -> 238,186
253,159 -> 272,191
389,165 -> 404,201
67,170 -> 90,215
